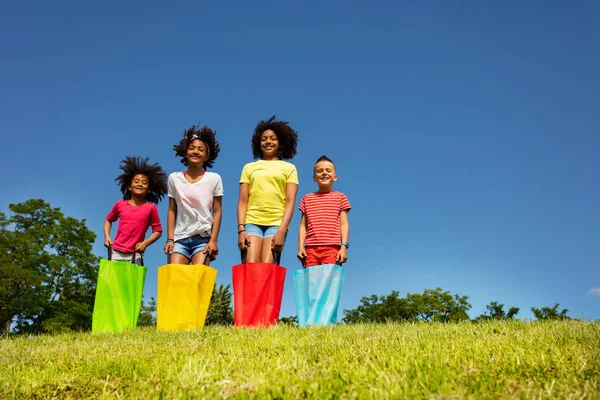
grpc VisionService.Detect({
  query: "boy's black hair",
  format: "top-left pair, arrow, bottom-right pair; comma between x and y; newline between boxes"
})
314,155 -> 336,173
173,125 -> 220,169
251,116 -> 298,160
315,155 -> 334,164
115,156 -> 168,204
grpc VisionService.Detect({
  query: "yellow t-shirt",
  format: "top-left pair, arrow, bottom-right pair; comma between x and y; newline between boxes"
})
240,160 -> 299,226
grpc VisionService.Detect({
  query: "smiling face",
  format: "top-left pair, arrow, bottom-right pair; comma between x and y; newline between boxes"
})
186,139 -> 209,168
260,129 -> 279,160
128,173 -> 150,199
313,160 -> 337,191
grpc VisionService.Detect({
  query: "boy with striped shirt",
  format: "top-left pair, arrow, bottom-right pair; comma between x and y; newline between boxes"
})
297,155 -> 351,267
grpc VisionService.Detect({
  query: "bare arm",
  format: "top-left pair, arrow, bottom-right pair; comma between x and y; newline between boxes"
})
136,231 -> 162,253
297,212 -> 307,266
164,197 -> 177,254
272,182 -> 298,251
205,196 -> 223,258
337,210 -> 350,264
237,183 -> 250,250
340,210 -> 349,243
103,219 -> 113,248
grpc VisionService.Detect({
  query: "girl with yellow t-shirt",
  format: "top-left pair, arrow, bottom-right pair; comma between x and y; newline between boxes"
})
237,116 -> 299,263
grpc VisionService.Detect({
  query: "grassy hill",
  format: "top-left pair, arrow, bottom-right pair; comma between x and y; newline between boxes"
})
1,320 -> 599,399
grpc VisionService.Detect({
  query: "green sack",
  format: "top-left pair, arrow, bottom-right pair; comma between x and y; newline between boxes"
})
92,257 -> 147,333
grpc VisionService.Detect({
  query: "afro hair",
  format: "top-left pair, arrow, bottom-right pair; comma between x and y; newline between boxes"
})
251,116 -> 298,160
173,125 -> 220,169
115,156 -> 168,204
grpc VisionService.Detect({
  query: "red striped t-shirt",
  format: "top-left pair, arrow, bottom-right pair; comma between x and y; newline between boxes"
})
299,190 -> 351,247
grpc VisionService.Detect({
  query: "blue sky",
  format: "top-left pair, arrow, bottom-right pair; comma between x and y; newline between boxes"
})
1,1 -> 599,321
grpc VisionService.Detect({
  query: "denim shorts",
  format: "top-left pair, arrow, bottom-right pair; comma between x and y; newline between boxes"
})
173,235 -> 209,259
245,224 -> 282,240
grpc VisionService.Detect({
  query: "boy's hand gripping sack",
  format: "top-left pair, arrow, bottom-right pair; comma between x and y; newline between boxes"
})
232,250 -> 286,327
293,264 -> 345,327
92,248 -> 147,333
156,257 -> 217,331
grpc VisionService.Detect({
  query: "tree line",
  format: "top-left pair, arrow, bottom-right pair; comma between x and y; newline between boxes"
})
1,199 -> 574,334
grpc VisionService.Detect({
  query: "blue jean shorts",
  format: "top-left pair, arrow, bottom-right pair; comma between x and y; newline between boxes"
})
173,235 -> 209,259
245,224 -> 284,240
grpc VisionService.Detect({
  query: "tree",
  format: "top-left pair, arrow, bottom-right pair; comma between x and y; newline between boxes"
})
343,288 -> 471,324
0,199 -> 99,333
138,297 -> 157,327
406,288 -> 471,323
205,284 -> 233,326
278,315 -> 298,326
531,304 -> 570,321
476,301 -> 520,321
342,291 -> 417,324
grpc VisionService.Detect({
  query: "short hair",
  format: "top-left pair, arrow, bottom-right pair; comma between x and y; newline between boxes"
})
173,125 -> 220,169
251,116 -> 298,160
314,155 -> 336,172
315,155 -> 334,165
115,156 -> 168,204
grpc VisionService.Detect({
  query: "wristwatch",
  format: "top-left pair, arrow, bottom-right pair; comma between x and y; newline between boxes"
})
341,242 -> 350,249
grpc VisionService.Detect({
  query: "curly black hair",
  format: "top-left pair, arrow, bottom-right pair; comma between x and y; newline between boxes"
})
251,116 -> 298,160
173,125 -> 220,169
115,156 -> 168,204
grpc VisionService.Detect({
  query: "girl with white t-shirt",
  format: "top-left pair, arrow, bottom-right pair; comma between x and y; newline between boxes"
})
164,125 -> 223,265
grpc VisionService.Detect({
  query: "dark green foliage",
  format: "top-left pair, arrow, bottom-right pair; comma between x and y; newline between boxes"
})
343,287 -> 471,324
342,291 -> 417,324
531,304 -> 570,320
476,301 -> 520,321
278,315 -> 298,326
138,297 -> 157,327
0,199 -> 99,333
206,284 -> 233,326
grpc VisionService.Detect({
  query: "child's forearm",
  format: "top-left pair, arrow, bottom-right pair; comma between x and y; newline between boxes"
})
280,206 -> 294,231
237,208 -> 247,228
237,183 -> 249,226
167,199 -> 176,240
340,211 -> 349,243
279,183 -> 298,231
144,231 -> 162,246
211,197 -> 223,242
298,214 -> 307,248
298,229 -> 306,248
103,220 -> 112,238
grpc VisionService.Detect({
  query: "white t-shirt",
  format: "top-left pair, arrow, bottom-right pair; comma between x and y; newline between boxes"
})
168,171 -> 224,241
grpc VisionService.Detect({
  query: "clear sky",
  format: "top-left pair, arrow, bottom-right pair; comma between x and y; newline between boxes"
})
1,1 -> 598,321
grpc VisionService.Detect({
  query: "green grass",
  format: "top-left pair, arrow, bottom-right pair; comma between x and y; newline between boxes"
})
1,321 -> 599,399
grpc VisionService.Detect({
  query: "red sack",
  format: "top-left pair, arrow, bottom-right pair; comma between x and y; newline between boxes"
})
232,251 -> 286,327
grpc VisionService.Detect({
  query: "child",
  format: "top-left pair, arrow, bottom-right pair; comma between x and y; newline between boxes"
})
164,125 -> 223,265
237,116 -> 299,263
297,155 -> 351,267
104,156 -> 168,265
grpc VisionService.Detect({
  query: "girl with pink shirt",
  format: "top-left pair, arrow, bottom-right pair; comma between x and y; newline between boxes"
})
104,156 -> 168,265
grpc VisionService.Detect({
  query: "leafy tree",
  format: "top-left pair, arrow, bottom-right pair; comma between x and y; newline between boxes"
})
343,288 -> 471,324
206,284 -> 233,326
278,315 -> 298,326
0,199 -> 99,333
343,291 -> 417,323
531,303 -> 570,320
138,297 -> 157,327
407,288 -> 471,323
476,301 -> 520,321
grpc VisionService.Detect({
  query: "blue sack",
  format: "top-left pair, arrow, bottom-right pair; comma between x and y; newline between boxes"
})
293,264 -> 345,327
